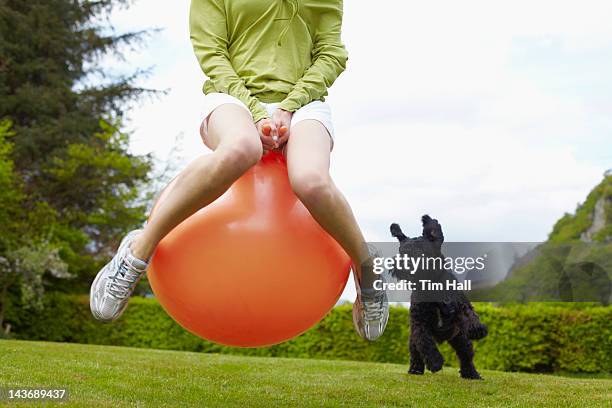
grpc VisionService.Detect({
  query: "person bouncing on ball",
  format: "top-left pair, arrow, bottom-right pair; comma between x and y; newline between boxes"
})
89,0 -> 389,342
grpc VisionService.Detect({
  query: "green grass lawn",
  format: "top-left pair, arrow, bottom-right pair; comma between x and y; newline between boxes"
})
1,340 -> 610,407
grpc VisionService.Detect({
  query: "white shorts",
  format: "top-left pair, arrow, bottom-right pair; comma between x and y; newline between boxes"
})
199,92 -> 335,149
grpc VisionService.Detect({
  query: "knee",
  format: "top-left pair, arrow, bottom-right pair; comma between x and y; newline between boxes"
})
217,137 -> 263,174
290,172 -> 334,206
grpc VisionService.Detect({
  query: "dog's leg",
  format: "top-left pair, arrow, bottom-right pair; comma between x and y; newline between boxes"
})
408,331 -> 425,375
410,304 -> 445,373
412,321 -> 444,373
448,333 -> 482,380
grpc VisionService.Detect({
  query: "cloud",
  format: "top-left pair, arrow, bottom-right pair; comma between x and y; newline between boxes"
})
107,0 -> 610,300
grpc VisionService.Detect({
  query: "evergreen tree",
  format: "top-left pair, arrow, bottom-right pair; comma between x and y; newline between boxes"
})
0,0 -> 154,292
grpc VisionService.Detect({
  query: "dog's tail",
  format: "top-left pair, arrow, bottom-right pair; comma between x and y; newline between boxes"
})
461,303 -> 488,340
390,223 -> 409,242
468,323 -> 488,340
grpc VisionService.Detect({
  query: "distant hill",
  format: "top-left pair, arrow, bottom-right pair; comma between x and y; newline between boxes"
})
548,169 -> 612,244
473,171 -> 611,304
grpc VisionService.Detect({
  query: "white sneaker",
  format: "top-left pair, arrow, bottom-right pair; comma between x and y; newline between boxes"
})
352,245 -> 389,341
90,230 -> 148,322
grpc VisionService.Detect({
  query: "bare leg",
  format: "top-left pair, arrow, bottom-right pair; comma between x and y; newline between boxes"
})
130,104 -> 262,260
284,120 -> 371,283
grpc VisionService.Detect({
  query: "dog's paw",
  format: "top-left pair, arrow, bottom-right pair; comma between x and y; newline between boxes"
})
408,367 -> 424,375
460,369 -> 483,380
425,354 -> 444,373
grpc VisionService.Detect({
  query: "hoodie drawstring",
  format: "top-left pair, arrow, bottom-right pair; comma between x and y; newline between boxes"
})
277,0 -> 298,46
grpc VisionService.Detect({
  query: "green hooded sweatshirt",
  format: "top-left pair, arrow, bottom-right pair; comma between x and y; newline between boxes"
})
189,0 -> 349,123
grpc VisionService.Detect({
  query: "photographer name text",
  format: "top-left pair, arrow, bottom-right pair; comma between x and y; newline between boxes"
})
374,279 -> 472,291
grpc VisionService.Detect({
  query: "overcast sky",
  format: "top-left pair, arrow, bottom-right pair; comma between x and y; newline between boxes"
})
107,1 -> 611,299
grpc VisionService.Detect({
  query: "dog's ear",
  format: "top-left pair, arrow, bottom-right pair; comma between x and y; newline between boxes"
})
422,215 -> 444,243
421,214 -> 433,226
390,223 -> 409,242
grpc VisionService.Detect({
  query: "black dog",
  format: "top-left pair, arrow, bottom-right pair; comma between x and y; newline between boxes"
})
390,215 -> 487,379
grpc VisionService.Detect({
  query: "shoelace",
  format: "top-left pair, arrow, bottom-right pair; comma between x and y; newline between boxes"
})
363,293 -> 386,321
108,257 -> 142,300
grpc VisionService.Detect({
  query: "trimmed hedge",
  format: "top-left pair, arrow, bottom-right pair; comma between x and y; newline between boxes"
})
5,294 -> 611,373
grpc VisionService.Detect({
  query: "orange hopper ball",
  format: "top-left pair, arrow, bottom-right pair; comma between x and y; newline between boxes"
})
147,151 -> 351,347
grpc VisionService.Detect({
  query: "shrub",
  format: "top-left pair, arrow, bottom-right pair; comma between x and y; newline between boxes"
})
5,294 -> 611,373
